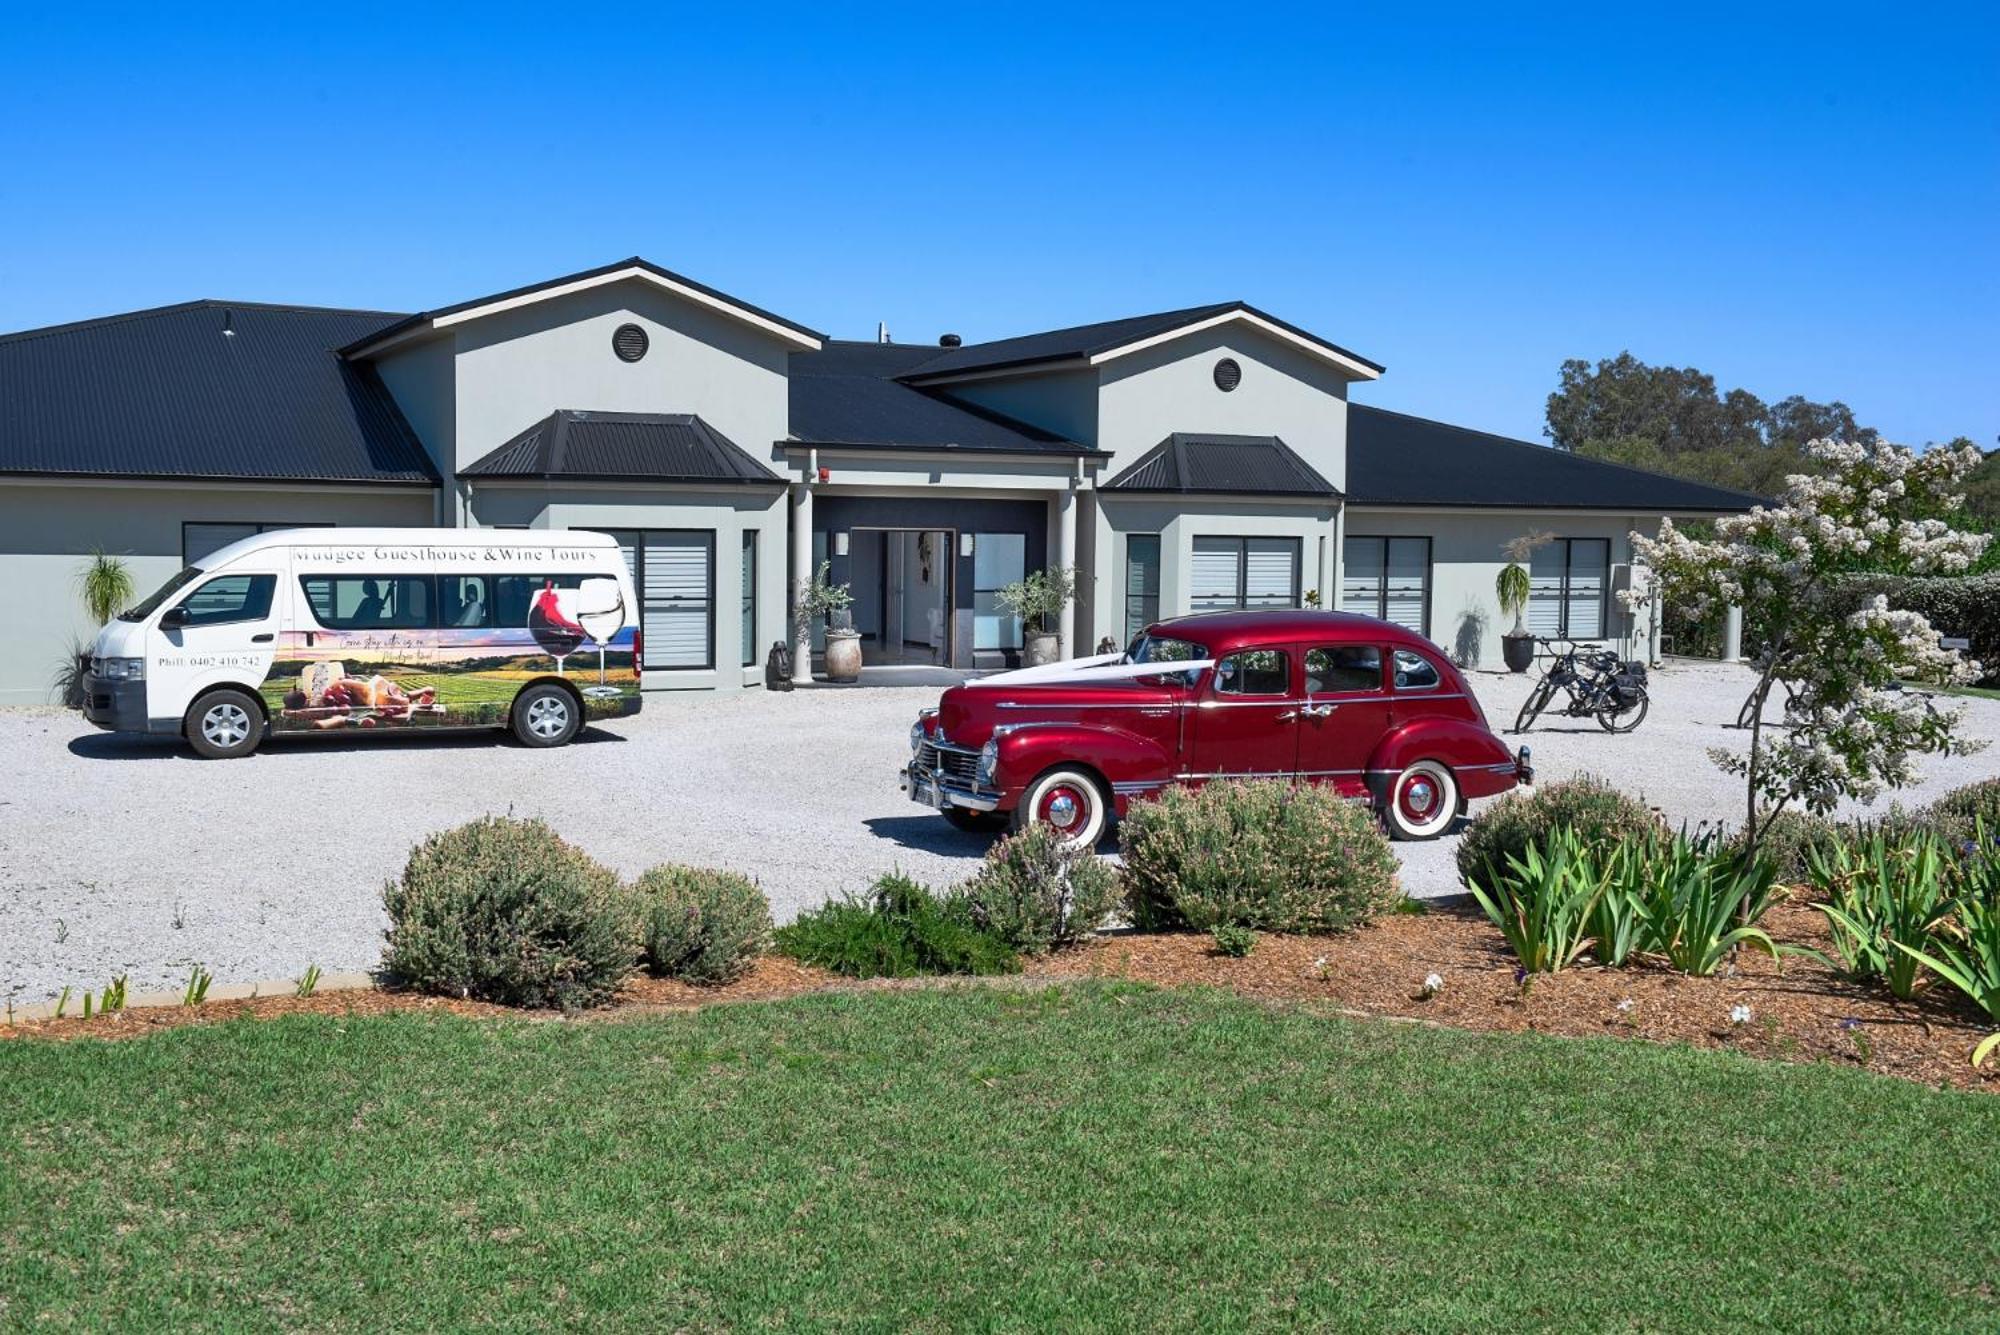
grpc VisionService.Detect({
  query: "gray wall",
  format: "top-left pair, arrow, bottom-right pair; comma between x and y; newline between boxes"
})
0,482 -> 435,705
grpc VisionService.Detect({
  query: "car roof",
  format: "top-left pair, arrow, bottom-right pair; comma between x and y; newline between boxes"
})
1148,608 -> 1433,651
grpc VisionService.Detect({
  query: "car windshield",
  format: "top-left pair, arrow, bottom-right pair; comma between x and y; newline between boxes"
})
119,566 -> 203,622
1126,633 -> 1207,665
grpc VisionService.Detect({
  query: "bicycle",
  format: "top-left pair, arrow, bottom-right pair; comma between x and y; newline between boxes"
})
1512,638 -> 1650,734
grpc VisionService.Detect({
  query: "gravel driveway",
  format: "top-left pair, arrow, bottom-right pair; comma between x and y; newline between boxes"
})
4,660 -> 1996,1004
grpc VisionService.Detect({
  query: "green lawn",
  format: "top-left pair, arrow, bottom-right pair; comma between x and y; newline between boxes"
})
4,984 -> 1998,1331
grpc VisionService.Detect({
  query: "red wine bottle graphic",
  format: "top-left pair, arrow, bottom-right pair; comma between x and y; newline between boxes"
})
528,580 -> 586,674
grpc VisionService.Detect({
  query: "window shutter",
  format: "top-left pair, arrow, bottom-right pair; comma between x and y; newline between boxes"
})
1242,538 -> 1298,608
1566,540 -> 1608,639
1382,538 -> 1428,632
641,533 -> 712,669
1190,538 -> 1241,611
1527,543 -> 1565,636
1341,536 -> 1383,616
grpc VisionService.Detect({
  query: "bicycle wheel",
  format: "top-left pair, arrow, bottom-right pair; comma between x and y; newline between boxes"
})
1598,687 -> 1649,733
1514,677 -> 1556,734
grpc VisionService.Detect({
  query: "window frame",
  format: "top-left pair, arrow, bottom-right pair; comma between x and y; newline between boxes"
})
171,573 -> 278,628
597,528 -> 717,673
1530,537 -> 1612,640
740,530 -> 758,669
1123,533 -> 1162,645
181,521 -> 330,568
1341,535 -> 1432,637
1391,647 -> 1442,692
1190,535 -> 1303,612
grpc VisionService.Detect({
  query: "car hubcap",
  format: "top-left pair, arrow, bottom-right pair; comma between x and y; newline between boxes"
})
527,696 -> 569,738
202,704 -> 249,747
1039,784 -> 1088,834
1401,774 -> 1439,822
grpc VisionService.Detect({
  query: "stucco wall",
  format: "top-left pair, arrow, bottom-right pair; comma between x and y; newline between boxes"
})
0,482 -> 435,705
1342,508 -> 1659,670
464,482 -> 788,691
942,367 -> 1100,447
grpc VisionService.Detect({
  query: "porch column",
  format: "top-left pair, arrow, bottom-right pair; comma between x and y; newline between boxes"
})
1057,485 -> 1077,658
790,482 -> 814,685
1721,604 -> 1744,663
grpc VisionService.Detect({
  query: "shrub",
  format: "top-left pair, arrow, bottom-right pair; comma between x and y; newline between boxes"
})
774,873 -> 1019,979
382,816 -> 634,1009
1121,780 -> 1400,934
1210,925 -> 1257,958
952,825 -> 1120,954
1735,807 -> 1847,885
1809,831 -> 1958,999
1919,779 -> 2000,852
631,865 -> 772,985
1454,776 -> 1660,891
1831,572 -> 2000,687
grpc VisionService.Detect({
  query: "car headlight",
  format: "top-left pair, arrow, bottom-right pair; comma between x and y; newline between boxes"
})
101,657 -> 145,681
910,717 -> 926,754
976,738 -> 999,787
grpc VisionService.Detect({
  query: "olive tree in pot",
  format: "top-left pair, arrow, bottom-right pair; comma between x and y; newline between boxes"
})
1497,531 -> 1552,673
999,566 -> 1077,668
793,561 -> 859,682
55,549 -> 136,707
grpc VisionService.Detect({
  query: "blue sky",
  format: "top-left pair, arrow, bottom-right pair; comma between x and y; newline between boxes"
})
1,3 -> 1993,448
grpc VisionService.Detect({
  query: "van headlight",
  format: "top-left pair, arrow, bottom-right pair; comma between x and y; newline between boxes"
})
99,657 -> 145,681
976,738 -> 999,788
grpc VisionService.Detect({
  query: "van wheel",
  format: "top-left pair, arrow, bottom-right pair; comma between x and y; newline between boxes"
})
1014,767 -> 1108,849
185,689 -> 265,760
1382,760 -> 1457,841
511,683 -> 581,748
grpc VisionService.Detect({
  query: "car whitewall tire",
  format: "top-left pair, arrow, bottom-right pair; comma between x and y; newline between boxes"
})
1014,767 -> 1108,849
1384,760 -> 1457,841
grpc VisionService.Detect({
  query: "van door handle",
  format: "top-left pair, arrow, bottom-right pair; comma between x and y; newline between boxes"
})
251,633 -> 274,643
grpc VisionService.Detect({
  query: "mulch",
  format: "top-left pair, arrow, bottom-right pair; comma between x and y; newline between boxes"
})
8,906 -> 1998,1092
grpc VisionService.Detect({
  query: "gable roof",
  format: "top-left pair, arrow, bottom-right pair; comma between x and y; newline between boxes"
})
1102,433 -> 1340,497
460,410 -> 782,485
342,257 -> 825,359
0,300 -> 436,485
896,302 -> 1383,382
787,341 -> 1103,456
1346,404 -> 1763,512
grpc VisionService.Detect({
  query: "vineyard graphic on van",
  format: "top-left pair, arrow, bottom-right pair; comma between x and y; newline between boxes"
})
260,573 -> 640,733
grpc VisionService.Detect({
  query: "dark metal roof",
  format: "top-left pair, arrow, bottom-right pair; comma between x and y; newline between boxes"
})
1346,404 -> 1762,512
460,410 -> 783,485
1102,433 -> 1339,497
787,341 -> 1103,456
0,300 -> 436,485
896,301 -> 1384,381
342,256 -> 825,356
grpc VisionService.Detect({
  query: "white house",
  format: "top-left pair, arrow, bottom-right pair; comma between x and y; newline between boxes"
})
0,257 -> 1757,703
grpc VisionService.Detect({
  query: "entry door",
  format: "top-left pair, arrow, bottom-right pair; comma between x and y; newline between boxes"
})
1295,644 -> 1392,797
1183,647 -> 1300,779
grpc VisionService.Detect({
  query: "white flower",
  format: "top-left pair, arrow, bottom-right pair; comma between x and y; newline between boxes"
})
1729,1004 -> 1753,1026
1615,998 -> 1634,1013
1421,972 -> 1443,997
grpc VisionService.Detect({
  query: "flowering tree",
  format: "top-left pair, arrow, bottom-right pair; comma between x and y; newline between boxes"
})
1628,438 -> 1990,854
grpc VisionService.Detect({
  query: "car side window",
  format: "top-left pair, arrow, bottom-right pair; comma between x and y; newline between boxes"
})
1305,645 -> 1382,694
1214,649 -> 1289,696
1393,648 -> 1441,690
174,574 -> 276,628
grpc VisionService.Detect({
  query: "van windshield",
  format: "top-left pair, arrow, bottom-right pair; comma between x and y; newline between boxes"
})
119,566 -> 202,622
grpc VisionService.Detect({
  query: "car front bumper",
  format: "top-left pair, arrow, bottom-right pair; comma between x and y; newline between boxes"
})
899,764 -> 1002,813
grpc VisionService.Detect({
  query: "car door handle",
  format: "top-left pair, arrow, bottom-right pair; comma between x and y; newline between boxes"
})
1305,703 -> 1336,718
251,632 -> 274,643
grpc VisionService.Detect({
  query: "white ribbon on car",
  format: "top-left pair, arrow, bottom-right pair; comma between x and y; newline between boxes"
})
961,651 -> 1215,689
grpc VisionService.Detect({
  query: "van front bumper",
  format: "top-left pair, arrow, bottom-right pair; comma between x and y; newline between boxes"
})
80,673 -> 176,735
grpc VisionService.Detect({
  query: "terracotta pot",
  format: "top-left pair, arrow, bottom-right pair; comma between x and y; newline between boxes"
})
1023,632 -> 1060,668
824,629 -> 863,683
1501,633 -> 1536,674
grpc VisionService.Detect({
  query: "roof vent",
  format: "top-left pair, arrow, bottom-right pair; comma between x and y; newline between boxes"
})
612,323 -> 649,363
939,333 -> 962,348
221,309 -> 236,338
1213,357 -> 1242,392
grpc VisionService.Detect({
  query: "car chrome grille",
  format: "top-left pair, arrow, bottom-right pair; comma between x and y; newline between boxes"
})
916,740 -> 981,788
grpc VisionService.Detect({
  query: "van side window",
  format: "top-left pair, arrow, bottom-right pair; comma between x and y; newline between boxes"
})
1392,648 -> 1441,690
440,577 -> 491,628
1305,645 -> 1382,694
299,575 -> 433,630
175,574 -> 276,627
1214,649 -> 1289,696
491,574 -> 585,627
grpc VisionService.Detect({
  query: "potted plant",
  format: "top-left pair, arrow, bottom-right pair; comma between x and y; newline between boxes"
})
998,566 -> 1077,667
1497,531 -> 1551,673
54,548 -> 135,707
794,561 -> 859,683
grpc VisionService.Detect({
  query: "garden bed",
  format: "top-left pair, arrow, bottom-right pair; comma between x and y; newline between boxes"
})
10,902 -> 1998,1092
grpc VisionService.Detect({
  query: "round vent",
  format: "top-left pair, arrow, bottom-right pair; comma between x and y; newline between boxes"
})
612,323 -> 649,363
1213,357 -> 1242,392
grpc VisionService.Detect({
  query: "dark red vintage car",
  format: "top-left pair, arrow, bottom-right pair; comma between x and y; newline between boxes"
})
902,610 -> 1531,845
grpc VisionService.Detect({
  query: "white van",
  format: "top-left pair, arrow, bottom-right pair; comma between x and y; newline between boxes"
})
83,529 -> 642,758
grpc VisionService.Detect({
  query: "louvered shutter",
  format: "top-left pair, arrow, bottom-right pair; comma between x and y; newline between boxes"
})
1190,538 -> 1241,611
1566,539 -> 1608,639
1342,537 -> 1383,616
641,532 -> 712,669
1382,538 -> 1429,632
1124,535 -> 1161,643
1527,543 -> 1565,637
1243,539 -> 1299,608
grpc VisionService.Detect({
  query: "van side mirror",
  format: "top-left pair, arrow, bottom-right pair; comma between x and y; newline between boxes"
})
160,605 -> 189,629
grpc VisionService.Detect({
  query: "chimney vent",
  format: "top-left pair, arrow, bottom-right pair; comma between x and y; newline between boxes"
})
877,321 -> 891,344
939,333 -> 962,347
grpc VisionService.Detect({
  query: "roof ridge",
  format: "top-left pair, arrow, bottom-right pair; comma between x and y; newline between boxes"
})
0,298 -> 407,347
